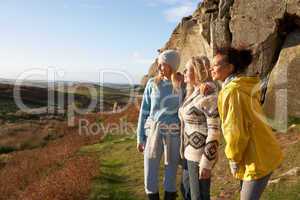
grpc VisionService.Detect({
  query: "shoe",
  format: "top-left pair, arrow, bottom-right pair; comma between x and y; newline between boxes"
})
164,191 -> 177,200
147,193 -> 159,200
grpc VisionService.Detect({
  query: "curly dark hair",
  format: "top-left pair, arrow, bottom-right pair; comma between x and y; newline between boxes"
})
215,47 -> 253,74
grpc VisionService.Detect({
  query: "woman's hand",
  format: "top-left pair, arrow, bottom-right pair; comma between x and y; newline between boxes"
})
229,161 -> 239,177
199,168 -> 211,179
137,143 -> 145,153
200,83 -> 213,96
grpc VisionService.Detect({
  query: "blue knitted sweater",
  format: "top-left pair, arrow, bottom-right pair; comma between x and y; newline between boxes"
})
136,78 -> 184,144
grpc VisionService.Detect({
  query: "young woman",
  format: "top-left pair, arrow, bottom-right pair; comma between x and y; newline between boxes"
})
136,50 -> 183,200
178,56 -> 221,200
210,47 -> 283,200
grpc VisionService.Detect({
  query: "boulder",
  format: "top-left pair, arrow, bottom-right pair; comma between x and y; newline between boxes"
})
230,0 -> 286,76
145,0 -> 289,76
264,30 -> 300,130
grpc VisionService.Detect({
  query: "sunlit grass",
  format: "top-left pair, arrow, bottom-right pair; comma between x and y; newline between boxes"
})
81,132 -> 300,200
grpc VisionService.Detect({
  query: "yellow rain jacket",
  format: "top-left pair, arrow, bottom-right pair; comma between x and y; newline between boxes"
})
218,76 -> 283,180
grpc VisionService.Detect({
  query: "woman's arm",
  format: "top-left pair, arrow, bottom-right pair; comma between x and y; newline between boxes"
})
200,81 -> 218,96
199,94 -> 221,177
221,88 -> 250,169
136,79 -> 153,145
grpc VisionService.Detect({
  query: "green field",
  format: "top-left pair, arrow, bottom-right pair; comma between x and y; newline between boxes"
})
80,132 -> 300,200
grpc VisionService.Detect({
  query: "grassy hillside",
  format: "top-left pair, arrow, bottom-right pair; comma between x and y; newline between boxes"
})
0,82 -> 138,122
0,103 -> 140,200
80,129 -> 300,200
261,127 -> 300,200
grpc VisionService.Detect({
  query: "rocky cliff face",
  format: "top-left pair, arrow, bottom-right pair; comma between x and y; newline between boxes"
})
142,0 -> 300,129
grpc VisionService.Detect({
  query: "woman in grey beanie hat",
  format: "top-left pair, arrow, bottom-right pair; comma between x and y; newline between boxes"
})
154,50 -> 181,93
158,50 -> 181,72
137,49 -> 184,200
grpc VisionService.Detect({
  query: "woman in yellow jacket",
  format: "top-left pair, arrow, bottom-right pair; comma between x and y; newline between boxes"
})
210,47 -> 283,200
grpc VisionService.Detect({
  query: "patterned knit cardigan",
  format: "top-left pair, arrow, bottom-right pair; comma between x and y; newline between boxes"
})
178,84 -> 221,170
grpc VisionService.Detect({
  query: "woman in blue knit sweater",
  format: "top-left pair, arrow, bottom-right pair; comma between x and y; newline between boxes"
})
136,50 -> 184,200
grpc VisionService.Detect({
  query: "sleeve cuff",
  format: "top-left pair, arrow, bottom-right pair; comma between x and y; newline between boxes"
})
199,154 -> 215,170
229,161 -> 239,170
137,135 -> 145,144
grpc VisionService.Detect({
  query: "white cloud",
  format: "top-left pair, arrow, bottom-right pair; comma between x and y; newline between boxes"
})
145,0 -> 199,23
163,3 -> 196,23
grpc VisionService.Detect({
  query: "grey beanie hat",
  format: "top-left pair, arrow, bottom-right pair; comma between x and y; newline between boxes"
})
158,50 -> 180,71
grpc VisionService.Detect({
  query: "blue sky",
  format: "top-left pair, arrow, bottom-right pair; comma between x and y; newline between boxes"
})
0,0 -> 199,84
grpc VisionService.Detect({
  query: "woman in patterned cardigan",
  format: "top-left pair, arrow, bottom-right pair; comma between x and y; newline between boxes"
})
178,56 -> 221,200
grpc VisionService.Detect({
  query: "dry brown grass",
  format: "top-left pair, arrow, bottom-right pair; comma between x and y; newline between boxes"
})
0,104 -> 140,200
20,155 -> 98,200
0,128 -> 100,200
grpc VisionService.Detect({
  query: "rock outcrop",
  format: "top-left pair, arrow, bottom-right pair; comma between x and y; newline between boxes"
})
229,0 -> 286,76
142,0 -> 300,130
264,30 -> 300,130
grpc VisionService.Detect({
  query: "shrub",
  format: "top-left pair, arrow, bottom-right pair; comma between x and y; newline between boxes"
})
0,146 -> 17,154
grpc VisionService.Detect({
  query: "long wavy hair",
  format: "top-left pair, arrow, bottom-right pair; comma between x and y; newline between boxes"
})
186,56 -> 212,97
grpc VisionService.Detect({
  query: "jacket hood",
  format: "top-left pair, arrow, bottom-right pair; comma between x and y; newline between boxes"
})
224,76 -> 261,99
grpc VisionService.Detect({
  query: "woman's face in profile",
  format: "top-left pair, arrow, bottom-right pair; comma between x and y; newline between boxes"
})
183,61 -> 195,84
211,54 -> 232,82
158,62 -> 172,78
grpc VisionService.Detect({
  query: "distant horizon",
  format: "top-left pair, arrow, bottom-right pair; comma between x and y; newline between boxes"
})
0,0 -> 199,84
0,76 -> 141,86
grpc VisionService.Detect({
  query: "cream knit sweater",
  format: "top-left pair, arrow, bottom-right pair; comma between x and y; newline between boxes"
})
178,83 -> 221,170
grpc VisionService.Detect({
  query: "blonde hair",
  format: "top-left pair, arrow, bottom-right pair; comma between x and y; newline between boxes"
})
186,56 -> 212,97
153,69 -> 181,94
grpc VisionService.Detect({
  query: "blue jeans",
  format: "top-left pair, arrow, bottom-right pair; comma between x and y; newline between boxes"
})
187,160 -> 211,200
181,159 -> 191,200
144,134 -> 180,194
240,173 -> 272,200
